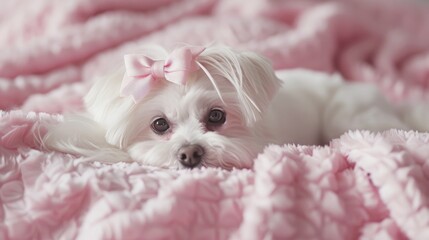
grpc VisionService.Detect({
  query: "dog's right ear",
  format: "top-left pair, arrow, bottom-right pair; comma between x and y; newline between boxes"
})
84,68 -> 139,149
39,69 -> 131,161
85,68 -> 125,124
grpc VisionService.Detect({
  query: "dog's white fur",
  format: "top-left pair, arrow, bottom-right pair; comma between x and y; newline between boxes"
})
42,46 -> 429,169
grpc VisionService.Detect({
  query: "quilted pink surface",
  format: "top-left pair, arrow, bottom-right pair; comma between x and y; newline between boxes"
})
1,0 -> 429,239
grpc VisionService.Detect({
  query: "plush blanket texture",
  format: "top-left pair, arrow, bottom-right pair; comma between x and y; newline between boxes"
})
1,0 -> 429,239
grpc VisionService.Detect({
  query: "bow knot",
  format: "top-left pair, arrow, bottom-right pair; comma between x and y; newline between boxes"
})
120,46 -> 205,102
150,60 -> 166,79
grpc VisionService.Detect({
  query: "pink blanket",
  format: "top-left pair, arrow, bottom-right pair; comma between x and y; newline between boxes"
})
1,0 -> 429,239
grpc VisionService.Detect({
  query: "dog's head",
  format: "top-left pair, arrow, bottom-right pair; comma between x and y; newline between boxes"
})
85,46 -> 280,169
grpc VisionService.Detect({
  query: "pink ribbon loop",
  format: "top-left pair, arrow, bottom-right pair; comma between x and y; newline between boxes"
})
120,46 -> 206,102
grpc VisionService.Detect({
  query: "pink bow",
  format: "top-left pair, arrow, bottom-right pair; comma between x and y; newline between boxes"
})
120,46 -> 206,102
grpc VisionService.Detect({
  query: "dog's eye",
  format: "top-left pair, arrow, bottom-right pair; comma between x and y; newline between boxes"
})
151,118 -> 169,134
207,109 -> 226,127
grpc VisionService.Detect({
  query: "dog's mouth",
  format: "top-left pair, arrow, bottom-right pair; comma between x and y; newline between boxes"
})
177,162 -> 205,170
163,156 -> 237,171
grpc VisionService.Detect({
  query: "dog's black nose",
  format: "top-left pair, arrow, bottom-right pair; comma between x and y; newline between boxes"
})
177,144 -> 204,168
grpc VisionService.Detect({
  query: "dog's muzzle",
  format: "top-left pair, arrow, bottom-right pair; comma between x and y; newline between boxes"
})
177,144 -> 205,168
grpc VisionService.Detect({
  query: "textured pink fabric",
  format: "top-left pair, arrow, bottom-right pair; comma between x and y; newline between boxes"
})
1,0 -> 429,239
1,111 -> 429,239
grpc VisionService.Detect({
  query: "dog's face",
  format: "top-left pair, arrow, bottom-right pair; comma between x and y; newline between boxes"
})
125,76 -> 261,169
85,47 -> 279,169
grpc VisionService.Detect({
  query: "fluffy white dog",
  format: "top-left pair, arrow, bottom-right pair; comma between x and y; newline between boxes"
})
43,45 -> 428,169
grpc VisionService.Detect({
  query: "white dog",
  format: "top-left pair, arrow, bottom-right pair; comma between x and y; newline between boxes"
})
42,45 -> 428,169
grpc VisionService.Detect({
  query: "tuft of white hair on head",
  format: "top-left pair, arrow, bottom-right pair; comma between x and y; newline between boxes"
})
196,46 -> 280,125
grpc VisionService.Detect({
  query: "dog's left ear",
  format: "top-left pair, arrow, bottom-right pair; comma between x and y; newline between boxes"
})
199,48 -> 280,124
236,51 -> 280,124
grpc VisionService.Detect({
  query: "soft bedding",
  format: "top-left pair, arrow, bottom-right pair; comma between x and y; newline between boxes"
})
1,0 -> 429,239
